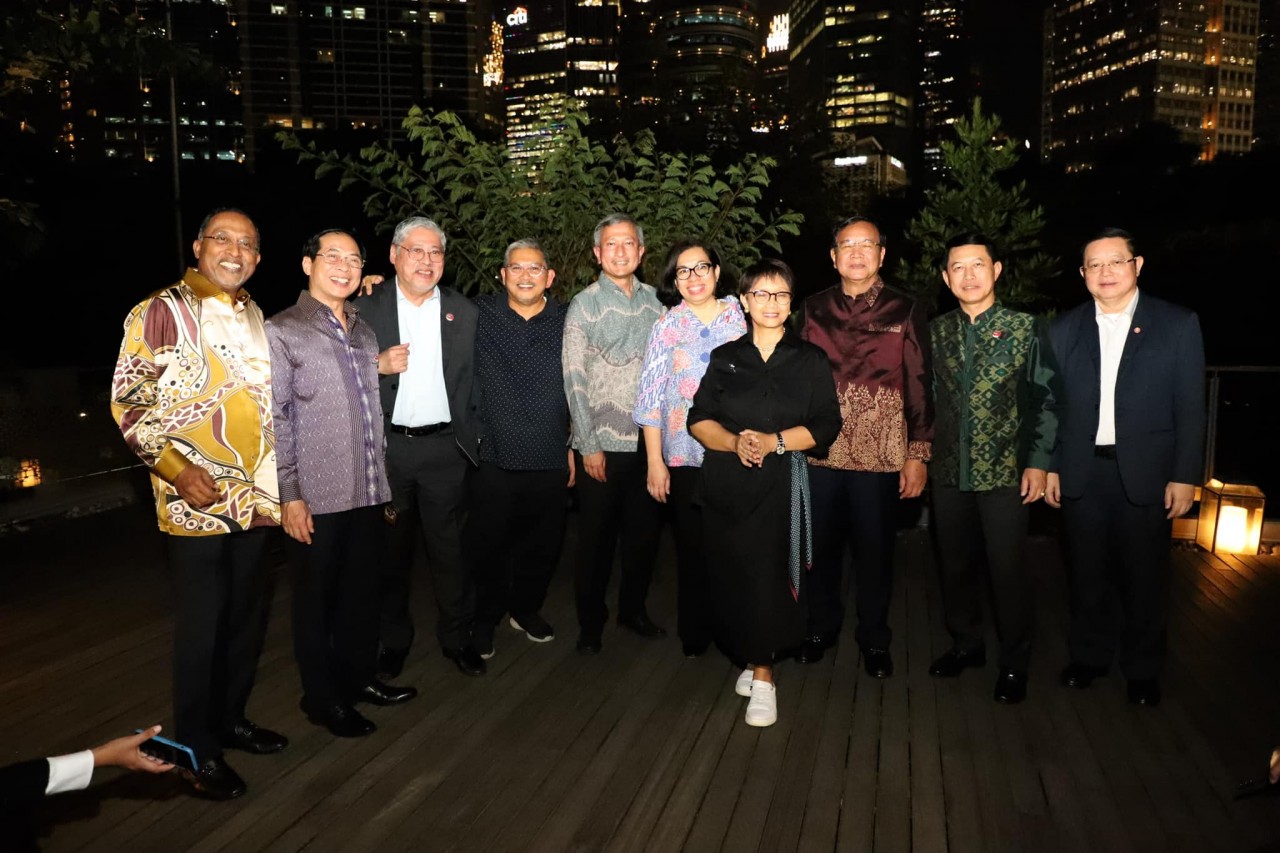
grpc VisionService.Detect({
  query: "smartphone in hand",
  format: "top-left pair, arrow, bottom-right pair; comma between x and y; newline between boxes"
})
135,730 -> 198,771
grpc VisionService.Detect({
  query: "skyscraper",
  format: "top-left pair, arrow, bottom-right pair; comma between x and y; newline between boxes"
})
501,0 -> 621,164
919,1 -> 969,176
652,0 -> 761,151
788,0 -> 920,198
239,0 -> 498,165
1043,0 -> 1259,171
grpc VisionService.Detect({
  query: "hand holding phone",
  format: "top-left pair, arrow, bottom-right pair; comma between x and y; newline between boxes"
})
133,728 -> 198,772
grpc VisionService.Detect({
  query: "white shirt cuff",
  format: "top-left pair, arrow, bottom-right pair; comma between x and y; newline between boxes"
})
45,750 -> 95,795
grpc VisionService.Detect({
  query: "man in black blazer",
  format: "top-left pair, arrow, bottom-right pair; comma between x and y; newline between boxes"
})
356,216 -> 484,677
1045,227 -> 1205,707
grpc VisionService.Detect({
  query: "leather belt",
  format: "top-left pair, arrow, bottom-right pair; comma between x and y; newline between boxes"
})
390,422 -> 451,437
1093,444 -> 1117,459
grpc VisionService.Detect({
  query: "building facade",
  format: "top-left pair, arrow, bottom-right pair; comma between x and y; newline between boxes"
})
501,0 -> 621,164
1043,0 -> 1259,171
788,0 -> 919,193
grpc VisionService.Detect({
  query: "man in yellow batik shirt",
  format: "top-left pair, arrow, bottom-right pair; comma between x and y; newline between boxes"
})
111,207 -> 286,801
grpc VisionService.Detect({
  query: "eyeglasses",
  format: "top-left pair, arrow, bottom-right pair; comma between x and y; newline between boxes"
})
675,262 -> 714,280
201,233 -> 258,252
1081,258 -> 1136,275
396,244 -> 445,263
505,263 -> 547,278
316,250 -> 364,269
746,290 -> 793,304
836,239 -> 881,253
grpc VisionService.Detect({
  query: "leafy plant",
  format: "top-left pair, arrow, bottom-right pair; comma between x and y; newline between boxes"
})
279,108 -> 803,298
895,98 -> 1057,309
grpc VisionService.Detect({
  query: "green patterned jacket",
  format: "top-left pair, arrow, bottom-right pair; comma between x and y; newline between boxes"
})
929,304 -> 1060,491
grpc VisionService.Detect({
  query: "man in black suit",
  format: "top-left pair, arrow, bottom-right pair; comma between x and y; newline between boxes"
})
357,216 -> 484,677
1045,227 -> 1205,707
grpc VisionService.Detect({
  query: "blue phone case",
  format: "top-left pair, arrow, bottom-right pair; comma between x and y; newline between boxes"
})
135,730 -> 198,771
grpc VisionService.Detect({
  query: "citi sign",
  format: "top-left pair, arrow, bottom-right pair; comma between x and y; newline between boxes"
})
506,6 -> 529,26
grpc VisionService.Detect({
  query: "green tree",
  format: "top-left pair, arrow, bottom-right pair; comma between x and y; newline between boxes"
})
279,108 -> 804,298
895,99 -> 1057,309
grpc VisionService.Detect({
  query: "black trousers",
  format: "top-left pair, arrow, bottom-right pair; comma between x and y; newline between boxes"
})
807,466 -> 900,649
166,527 -> 271,763
932,484 -> 1035,670
287,505 -> 382,705
383,430 -> 474,652
573,449 -> 664,636
1061,454 -> 1172,680
669,465 -> 712,650
466,463 -> 568,640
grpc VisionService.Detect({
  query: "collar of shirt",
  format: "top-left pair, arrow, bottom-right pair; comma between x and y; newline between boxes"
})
397,282 -> 441,308
965,303 -> 999,326
295,289 -> 359,324
595,272 -> 645,297
184,267 -> 253,308
844,276 -> 885,308
673,297 -> 741,324
1094,288 -> 1139,323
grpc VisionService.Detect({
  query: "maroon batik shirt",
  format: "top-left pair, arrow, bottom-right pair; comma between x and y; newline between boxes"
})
800,278 -> 934,473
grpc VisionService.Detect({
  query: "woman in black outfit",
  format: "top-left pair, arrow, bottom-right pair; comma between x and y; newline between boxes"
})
688,258 -> 842,727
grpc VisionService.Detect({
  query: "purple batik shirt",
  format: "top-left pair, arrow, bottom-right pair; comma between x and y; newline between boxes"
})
266,291 -> 390,515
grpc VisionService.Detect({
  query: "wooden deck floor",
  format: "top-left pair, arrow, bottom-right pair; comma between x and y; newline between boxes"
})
3,505 -> 1279,852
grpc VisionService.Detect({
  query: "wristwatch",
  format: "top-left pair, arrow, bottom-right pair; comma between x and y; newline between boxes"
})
775,432 -> 786,455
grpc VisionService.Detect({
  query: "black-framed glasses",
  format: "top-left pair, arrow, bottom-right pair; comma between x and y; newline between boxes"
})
396,244 -> 445,263
201,233 -> 258,252
1081,258 -> 1136,275
675,262 -> 714,280
747,290 -> 792,304
505,263 -> 547,278
316,250 -> 364,269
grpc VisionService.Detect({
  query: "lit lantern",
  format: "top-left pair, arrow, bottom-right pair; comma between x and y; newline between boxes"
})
17,459 -> 42,488
1196,479 -> 1265,555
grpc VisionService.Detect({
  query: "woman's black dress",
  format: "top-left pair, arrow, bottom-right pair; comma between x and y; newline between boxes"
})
688,327 -> 842,665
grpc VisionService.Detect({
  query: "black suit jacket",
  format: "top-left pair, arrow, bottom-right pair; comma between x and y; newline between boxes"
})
1,758 -> 48,803
355,278 -> 479,464
1048,292 -> 1205,506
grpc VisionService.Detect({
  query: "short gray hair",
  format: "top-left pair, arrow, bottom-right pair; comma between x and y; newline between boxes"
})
392,216 -> 447,249
504,238 -> 547,266
593,214 -> 644,248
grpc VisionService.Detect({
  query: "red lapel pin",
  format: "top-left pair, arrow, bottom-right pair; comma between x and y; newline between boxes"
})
1133,326 -> 1141,334
446,312 -> 455,322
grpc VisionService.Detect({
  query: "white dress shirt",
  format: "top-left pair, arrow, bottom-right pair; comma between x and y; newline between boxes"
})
45,750 -> 94,795
1094,289 -> 1139,446
391,283 -> 452,427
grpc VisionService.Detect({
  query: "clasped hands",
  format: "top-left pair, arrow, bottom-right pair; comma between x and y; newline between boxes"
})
735,430 -> 775,468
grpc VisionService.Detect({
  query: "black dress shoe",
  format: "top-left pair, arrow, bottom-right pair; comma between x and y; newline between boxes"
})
798,634 -> 837,664
181,756 -> 247,800
618,613 -> 667,638
1127,678 -> 1162,707
301,699 -> 377,737
576,632 -> 602,655
378,645 -> 409,679
928,647 -> 987,678
443,646 -> 487,676
352,678 -> 418,706
1060,662 -> 1109,689
863,647 -> 893,679
993,669 -> 1028,704
219,719 -> 289,754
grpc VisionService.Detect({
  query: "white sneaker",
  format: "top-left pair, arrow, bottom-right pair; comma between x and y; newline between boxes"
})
745,680 -> 777,727
735,667 -> 755,697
